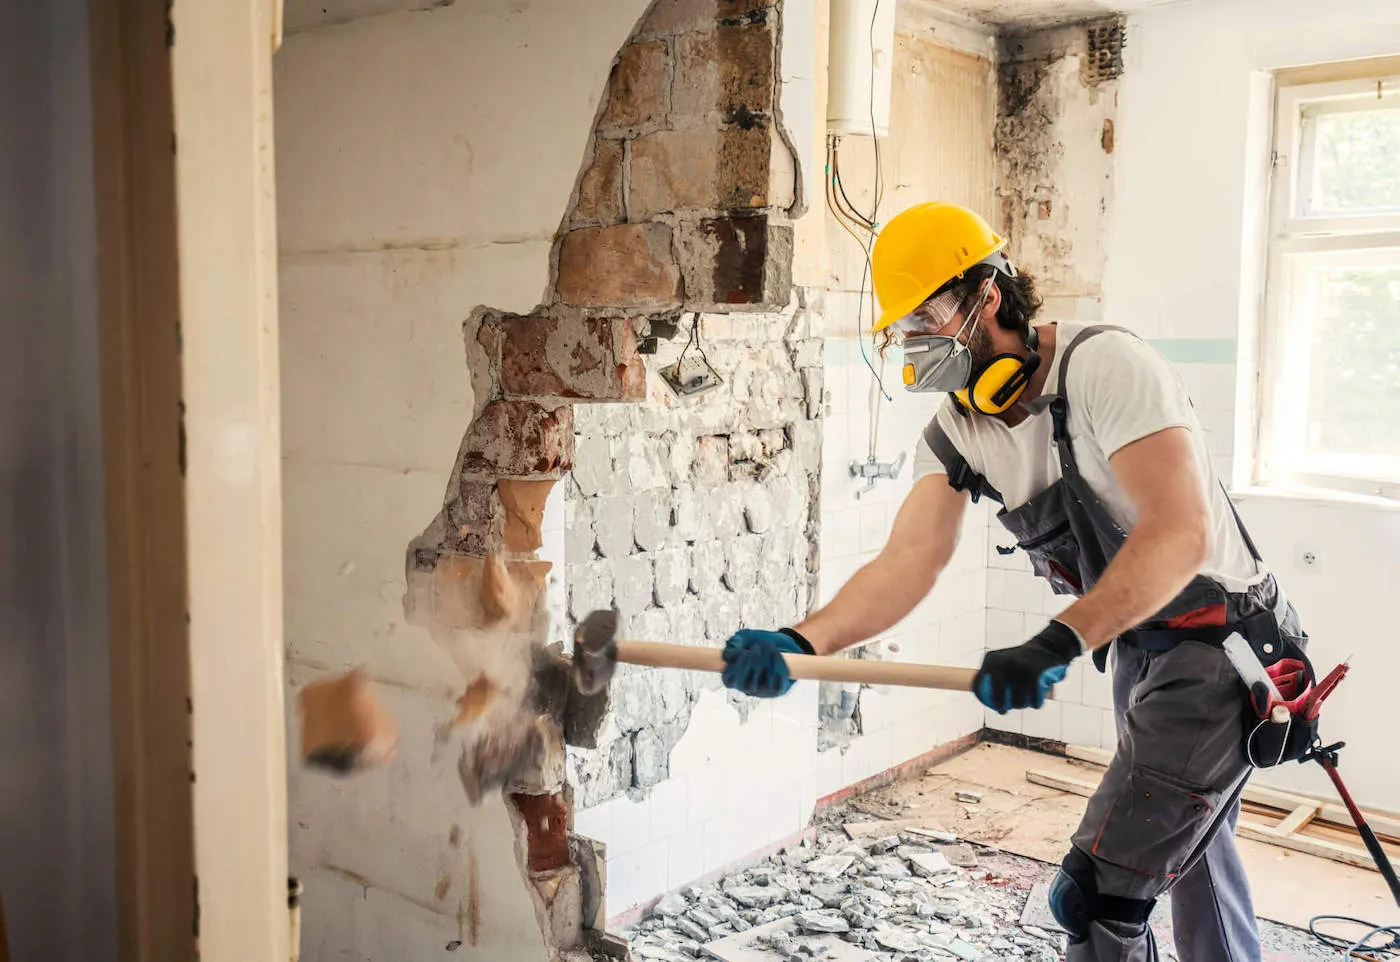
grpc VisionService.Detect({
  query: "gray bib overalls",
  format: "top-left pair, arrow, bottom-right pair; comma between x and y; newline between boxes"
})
924,325 -> 1307,962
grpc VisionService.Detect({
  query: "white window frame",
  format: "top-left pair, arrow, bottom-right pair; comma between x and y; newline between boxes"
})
1255,70 -> 1400,501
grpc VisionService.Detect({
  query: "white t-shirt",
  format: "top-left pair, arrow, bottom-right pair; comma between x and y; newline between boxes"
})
912,321 -> 1265,594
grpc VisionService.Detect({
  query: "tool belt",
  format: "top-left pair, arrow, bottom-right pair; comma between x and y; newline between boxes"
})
1119,592 -> 1320,767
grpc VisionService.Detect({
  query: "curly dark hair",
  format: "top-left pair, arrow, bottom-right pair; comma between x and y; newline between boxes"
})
877,265 -> 1043,353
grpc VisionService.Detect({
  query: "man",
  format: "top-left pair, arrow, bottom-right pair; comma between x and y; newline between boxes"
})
721,202 -> 1307,962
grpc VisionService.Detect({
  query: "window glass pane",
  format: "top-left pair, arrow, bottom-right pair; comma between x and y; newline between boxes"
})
1298,264 -> 1400,474
1304,102 -> 1400,216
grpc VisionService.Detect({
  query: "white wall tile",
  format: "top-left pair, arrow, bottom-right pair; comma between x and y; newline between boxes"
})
648,775 -> 690,841
821,507 -> 861,561
1081,662 -> 1115,710
573,800 -> 610,842
607,795 -> 654,858
607,838 -> 669,915
1060,703 -> 1103,750
1022,701 -> 1063,741
1099,710 -> 1120,752
985,569 -> 1007,608
1006,570 -> 1045,614
858,501 -> 889,554
986,609 -> 1024,649
667,828 -> 705,893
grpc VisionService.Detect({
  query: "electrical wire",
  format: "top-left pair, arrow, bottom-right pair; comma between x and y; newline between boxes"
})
1310,916 -> 1400,960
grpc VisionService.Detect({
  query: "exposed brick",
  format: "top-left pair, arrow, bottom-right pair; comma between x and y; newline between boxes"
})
510,792 -> 572,873
573,139 -> 624,226
498,479 -> 555,552
677,214 -> 793,309
599,41 -> 668,130
641,0 -> 775,36
444,479 -> 503,555
672,21 -> 775,120
461,400 -> 574,478
500,315 -> 646,402
629,123 -> 782,218
556,224 -> 682,310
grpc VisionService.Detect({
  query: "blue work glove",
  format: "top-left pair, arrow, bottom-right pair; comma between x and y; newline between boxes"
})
974,620 -> 1084,713
721,628 -> 816,698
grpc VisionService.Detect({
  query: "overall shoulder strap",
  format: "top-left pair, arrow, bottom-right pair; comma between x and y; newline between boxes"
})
923,418 -> 1004,506
1055,323 -> 1268,569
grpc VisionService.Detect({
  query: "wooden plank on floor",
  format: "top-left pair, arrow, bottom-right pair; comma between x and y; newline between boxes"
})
1275,802 -> 1320,837
1065,744 -> 1400,843
1236,820 -> 1379,872
1026,769 -> 1097,798
1029,768 -> 1385,872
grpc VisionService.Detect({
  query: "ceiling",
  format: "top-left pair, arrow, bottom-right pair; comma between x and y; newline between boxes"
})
911,0 -> 1188,30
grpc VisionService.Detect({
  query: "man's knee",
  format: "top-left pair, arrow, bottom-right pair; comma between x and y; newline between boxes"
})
1050,847 -> 1156,943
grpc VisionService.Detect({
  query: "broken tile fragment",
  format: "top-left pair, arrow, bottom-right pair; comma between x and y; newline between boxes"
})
797,910 -> 850,934
806,854 -> 856,878
908,851 -> 954,878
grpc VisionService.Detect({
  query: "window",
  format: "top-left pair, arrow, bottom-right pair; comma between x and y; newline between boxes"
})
1257,69 -> 1400,500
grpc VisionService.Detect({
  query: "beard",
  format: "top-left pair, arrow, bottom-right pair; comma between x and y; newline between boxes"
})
965,319 -> 999,370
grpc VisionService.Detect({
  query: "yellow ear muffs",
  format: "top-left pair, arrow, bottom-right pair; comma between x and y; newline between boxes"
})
954,351 -> 1042,415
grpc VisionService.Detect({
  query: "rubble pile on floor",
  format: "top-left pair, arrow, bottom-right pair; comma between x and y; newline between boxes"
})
620,822 -> 1068,962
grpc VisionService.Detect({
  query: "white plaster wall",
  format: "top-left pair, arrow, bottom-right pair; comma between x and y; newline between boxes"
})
275,1 -> 649,957
983,0 -> 1400,811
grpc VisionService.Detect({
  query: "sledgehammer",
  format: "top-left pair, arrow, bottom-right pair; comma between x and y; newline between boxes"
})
572,609 -> 977,695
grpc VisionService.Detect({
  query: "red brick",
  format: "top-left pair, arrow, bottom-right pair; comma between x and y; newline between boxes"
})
599,41 -> 668,130
677,214 -> 793,309
461,400 -> 573,478
500,315 -> 645,401
509,792 -> 571,873
672,22 -> 775,119
556,224 -> 682,310
444,479 -> 503,555
629,123 -> 785,218
641,0 -> 775,36
573,138 -> 624,226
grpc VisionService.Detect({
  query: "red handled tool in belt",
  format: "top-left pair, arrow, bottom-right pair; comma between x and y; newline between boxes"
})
1225,637 -> 1400,906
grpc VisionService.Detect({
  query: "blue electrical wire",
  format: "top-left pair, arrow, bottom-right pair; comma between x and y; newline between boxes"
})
1310,915 -> 1400,960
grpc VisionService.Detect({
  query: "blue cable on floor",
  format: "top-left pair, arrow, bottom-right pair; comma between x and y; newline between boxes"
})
1309,915 -> 1400,959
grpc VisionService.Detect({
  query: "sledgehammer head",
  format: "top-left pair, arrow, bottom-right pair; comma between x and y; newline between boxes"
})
573,609 -> 620,695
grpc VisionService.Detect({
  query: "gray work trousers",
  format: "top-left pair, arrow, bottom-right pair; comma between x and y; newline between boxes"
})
1066,640 -> 1260,962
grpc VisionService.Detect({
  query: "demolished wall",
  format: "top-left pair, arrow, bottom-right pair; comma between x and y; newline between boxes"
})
995,19 -> 1121,322
564,299 -> 824,808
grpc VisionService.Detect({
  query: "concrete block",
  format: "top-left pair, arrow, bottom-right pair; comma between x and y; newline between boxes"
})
594,496 -> 637,560
557,223 -> 682,311
599,40 -> 669,130
570,433 -> 620,499
461,399 -> 574,478
564,495 -> 598,561
722,535 -> 762,591
653,548 -> 690,608
568,561 -> 614,622
633,727 -> 670,788
612,555 -> 654,619
633,488 -> 673,552
573,137 -> 625,226
499,314 -> 646,402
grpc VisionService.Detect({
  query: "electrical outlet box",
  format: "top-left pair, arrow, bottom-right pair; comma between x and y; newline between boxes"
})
659,355 -> 722,398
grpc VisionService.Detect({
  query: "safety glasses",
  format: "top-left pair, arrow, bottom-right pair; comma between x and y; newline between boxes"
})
896,289 -> 964,337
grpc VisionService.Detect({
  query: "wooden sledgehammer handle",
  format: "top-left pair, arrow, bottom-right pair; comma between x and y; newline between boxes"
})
615,640 -> 977,691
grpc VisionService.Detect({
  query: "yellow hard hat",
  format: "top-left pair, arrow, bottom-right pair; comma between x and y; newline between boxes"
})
871,202 -> 1006,334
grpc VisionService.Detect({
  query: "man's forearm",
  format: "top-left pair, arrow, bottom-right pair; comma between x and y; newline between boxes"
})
1056,514 -> 1210,650
793,553 -> 941,656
